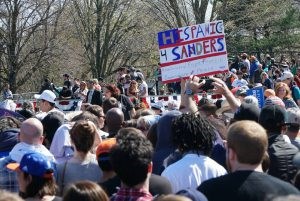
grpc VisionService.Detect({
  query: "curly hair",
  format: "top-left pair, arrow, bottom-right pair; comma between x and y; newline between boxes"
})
105,84 -> 120,98
172,113 -> 215,155
110,128 -> 153,187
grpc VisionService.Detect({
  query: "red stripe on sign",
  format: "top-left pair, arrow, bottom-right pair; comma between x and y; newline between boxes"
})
162,69 -> 229,84
160,51 -> 227,67
159,34 -> 225,49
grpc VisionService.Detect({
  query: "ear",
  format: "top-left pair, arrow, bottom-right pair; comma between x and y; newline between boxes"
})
39,135 -> 45,144
228,147 -> 236,162
148,162 -> 153,173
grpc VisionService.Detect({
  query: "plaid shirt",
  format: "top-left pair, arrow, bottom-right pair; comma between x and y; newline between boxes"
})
110,187 -> 152,201
0,156 -> 19,192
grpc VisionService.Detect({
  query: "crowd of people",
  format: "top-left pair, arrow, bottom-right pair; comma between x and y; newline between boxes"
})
1,53 -> 300,201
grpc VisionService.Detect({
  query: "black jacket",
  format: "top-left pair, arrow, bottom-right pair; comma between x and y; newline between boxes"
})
86,90 -> 103,106
268,134 -> 299,183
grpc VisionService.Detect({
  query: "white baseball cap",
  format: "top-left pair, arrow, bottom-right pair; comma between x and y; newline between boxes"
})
34,90 -> 56,103
280,71 -> 293,81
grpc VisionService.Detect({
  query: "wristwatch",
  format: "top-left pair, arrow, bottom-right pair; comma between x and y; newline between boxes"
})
184,88 -> 193,95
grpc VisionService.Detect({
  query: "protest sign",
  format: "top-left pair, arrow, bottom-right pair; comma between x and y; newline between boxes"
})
157,20 -> 228,83
247,87 -> 265,108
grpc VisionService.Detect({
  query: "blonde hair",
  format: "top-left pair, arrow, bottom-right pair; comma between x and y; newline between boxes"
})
275,82 -> 292,99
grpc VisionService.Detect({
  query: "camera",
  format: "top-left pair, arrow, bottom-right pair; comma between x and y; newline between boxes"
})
200,78 -> 214,92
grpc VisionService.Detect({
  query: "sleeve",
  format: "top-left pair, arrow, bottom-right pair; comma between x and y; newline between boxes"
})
293,86 -> 300,100
50,125 -> 72,158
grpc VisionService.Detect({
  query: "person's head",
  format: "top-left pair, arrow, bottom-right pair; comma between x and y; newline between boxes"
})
286,108 -> 300,134
259,105 -> 286,134
7,152 -> 57,199
80,81 -> 87,90
236,70 -> 243,79
96,138 -> 116,172
105,108 -> 124,137
71,111 -> 100,129
22,101 -> 34,111
275,82 -> 292,99
41,112 -> 64,148
226,121 -> 268,172
85,105 -> 105,129
104,84 -> 120,99
110,128 -> 153,187
87,79 -> 95,90
70,120 -> 97,154
63,74 -> 70,80
19,118 -> 44,145
241,53 -> 247,60
172,113 -> 215,155
280,71 -> 294,85
34,90 -> 56,112
264,89 -> 275,99
63,181 -> 109,201
261,71 -> 268,80
137,115 -> 160,135
102,97 -> 119,114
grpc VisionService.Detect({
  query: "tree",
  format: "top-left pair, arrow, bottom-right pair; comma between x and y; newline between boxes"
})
142,0 -> 217,28
70,0 -> 140,79
219,0 -> 300,56
0,0 -> 68,93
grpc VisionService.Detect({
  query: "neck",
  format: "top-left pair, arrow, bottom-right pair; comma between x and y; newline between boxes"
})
121,174 -> 150,191
232,163 -> 263,172
73,151 -> 90,161
101,171 -> 116,182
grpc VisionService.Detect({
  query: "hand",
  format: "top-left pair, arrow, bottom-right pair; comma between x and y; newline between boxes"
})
185,75 -> 205,94
210,77 -> 230,95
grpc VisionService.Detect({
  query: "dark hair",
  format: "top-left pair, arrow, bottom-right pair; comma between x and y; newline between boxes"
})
41,112 -> 64,148
102,97 -> 119,114
172,113 -> 215,155
97,152 -> 113,172
110,128 -> 153,187
49,102 -> 55,107
71,111 -> 99,129
123,119 -> 137,128
63,181 -> 108,201
70,121 -> 96,153
85,105 -> 104,118
147,123 -> 158,148
22,173 -> 57,199
105,84 -> 120,98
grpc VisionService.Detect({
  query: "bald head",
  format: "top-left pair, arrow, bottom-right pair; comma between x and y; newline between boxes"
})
20,118 -> 44,144
106,108 -> 124,137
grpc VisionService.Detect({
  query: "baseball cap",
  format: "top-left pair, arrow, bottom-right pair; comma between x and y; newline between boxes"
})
34,90 -> 56,104
7,152 -> 55,178
151,102 -> 165,112
280,71 -> 293,81
234,103 -> 260,122
176,189 -> 208,201
96,138 -> 116,158
259,105 -> 287,130
286,108 -> 300,125
243,95 -> 259,107
264,96 -> 285,108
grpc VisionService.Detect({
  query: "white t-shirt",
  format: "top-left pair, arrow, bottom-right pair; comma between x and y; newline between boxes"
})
50,123 -> 73,164
231,79 -> 248,88
161,153 -> 227,193
10,142 -> 56,163
139,81 -> 148,97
